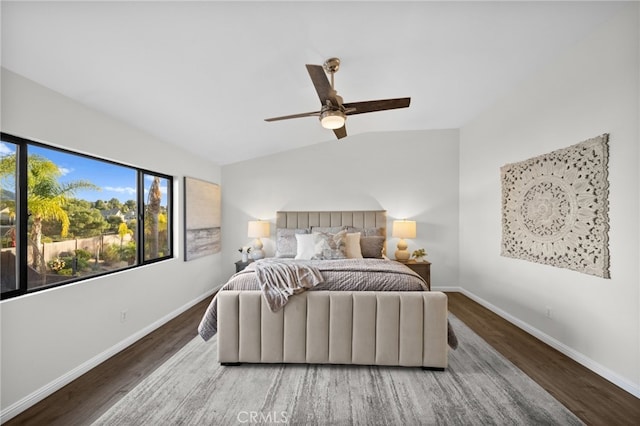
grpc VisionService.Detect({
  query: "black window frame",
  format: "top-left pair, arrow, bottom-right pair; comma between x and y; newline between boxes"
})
0,132 -> 174,300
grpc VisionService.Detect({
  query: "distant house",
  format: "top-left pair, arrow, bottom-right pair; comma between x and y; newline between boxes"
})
123,211 -> 137,222
100,208 -> 124,221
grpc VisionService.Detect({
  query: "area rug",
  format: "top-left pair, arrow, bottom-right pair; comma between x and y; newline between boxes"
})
93,315 -> 583,425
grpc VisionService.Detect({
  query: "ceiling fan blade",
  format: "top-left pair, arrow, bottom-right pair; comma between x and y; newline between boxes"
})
306,64 -> 338,105
333,125 -> 347,139
342,97 -> 411,116
264,110 -> 321,122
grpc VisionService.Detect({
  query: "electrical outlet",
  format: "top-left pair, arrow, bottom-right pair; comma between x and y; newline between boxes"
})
545,307 -> 553,319
120,310 -> 128,323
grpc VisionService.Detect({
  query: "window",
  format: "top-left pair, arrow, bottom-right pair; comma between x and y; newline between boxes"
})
0,133 -> 173,300
143,173 -> 171,261
0,140 -> 18,294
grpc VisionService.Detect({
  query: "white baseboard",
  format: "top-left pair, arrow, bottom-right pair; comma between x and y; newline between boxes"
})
432,285 -> 461,293
0,288 -> 217,424
443,287 -> 640,399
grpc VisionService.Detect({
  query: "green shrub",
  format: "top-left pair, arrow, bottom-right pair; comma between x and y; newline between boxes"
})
102,244 -> 121,264
74,248 -> 92,261
121,242 -> 137,264
58,255 -> 88,273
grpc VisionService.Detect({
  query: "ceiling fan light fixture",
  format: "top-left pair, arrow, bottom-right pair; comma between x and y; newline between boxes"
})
320,109 -> 346,130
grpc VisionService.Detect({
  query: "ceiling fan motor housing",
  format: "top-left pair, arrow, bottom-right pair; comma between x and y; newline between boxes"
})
323,57 -> 341,74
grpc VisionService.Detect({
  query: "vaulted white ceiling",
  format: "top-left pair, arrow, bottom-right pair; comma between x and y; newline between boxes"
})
1,1 -> 626,165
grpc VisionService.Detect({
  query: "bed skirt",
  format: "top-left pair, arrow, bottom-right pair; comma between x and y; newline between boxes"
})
217,290 -> 449,369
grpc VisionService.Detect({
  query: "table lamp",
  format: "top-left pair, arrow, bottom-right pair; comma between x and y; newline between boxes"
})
248,220 -> 270,260
392,220 -> 416,262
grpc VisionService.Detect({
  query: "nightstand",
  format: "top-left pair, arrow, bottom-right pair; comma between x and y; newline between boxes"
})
234,259 -> 254,273
402,260 -> 431,290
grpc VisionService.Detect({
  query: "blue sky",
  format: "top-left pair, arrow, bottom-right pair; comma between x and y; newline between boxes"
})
1,141 -> 169,205
33,145 -> 139,203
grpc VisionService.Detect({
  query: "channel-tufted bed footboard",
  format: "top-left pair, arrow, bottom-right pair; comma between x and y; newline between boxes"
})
217,290 -> 449,369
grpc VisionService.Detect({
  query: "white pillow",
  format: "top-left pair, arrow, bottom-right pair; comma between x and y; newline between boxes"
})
295,233 -> 317,260
345,232 -> 363,258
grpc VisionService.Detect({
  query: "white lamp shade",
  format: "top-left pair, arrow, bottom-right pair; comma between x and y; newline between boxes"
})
248,220 -> 270,238
392,220 -> 416,239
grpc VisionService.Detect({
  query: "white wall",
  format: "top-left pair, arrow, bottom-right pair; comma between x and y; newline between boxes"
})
221,129 -> 460,287
0,69 -> 224,419
459,4 -> 639,396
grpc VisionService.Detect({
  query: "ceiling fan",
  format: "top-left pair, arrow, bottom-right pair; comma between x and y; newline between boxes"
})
264,58 -> 411,139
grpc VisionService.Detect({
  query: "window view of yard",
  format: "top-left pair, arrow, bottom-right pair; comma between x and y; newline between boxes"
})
1,136 -> 172,298
0,140 -> 18,293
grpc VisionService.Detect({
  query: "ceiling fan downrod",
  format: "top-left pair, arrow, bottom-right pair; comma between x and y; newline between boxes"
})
323,57 -> 340,90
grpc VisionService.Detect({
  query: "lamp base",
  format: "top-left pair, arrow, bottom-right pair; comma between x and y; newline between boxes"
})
250,249 -> 265,260
395,249 -> 410,262
251,238 -> 265,260
395,238 -> 410,262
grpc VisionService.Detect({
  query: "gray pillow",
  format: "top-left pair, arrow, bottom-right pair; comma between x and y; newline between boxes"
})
360,236 -> 385,258
311,226 -> 347,234
347,226 -> 385,237
275,228 -> 310,258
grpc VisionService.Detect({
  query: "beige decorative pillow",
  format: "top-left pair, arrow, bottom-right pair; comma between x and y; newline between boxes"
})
346,232 -> 363,258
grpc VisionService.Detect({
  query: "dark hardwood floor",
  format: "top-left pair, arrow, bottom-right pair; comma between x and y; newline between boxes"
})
5,297 -> 212,426
5,292 -> 639,425
447,292 -> 639,426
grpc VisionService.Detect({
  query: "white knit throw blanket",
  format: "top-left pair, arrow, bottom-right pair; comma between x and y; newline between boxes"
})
254,259 -> 324,312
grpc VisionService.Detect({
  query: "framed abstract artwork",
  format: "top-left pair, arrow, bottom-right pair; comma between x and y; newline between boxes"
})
500,134 -> 610,278
184,177 -> 221,261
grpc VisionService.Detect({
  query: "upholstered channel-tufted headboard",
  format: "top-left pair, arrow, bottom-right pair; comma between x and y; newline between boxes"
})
276,210 -> 387,235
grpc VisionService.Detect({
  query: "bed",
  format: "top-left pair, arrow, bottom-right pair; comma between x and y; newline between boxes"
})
198,210 -> 455,369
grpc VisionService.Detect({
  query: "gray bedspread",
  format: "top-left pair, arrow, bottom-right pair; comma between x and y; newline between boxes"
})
197,258 -> 458,349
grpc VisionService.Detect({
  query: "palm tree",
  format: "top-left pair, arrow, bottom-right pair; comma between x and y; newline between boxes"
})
147,176 -> 162,259
1,153 -> 97,269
